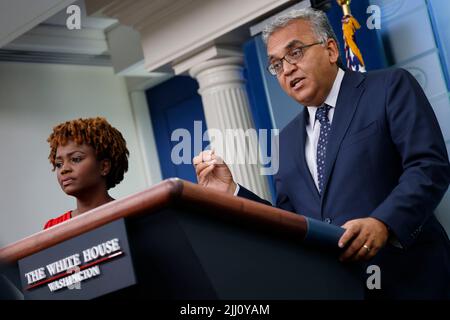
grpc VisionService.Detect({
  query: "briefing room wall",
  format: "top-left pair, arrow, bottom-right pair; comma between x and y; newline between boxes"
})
370,0 -> 450,142
367,0 -> 450,236
0,61 -> 148,246
427,0 -> 450,91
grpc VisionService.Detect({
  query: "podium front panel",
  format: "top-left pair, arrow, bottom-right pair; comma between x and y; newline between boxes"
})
18,219 -> 136,300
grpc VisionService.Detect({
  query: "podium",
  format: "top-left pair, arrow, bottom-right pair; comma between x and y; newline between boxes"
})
0,179 -> 364,300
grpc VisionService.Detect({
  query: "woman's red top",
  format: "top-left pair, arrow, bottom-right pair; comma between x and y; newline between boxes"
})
43,211 -> 72,230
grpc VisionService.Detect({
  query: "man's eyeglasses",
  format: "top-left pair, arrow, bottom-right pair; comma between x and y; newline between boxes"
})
267,41 -> 324,76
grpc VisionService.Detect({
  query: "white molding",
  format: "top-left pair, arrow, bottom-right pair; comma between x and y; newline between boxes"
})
125,75 -> 172,91
189,57 -> 245,85
0,0 -> 78,48
86,0 -> 295,72
106,24 -> 144,74
85,0 -> 116,16
118,60 -> 165,77
140,0 -> 294,72
96,0 -> 136,18
134,0 -> 195,32
4,25 -> 108,55
27,24 -> 106,39
172,45 -> 243,75
106,24 -> 171,84
97,0 -> 194,31
129,90 -> 163,187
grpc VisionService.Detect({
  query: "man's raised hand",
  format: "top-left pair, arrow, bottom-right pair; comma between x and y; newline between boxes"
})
193,149 -> 237,195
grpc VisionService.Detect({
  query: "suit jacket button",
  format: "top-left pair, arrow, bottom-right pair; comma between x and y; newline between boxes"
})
324,218 -> 332,224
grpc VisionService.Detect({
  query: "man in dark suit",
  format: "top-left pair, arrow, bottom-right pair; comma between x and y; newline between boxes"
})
193,8 -> 450,299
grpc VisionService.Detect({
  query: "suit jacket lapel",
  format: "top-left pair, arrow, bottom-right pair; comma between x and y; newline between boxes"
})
320,71 -> 366,204
295,109 -> 321,202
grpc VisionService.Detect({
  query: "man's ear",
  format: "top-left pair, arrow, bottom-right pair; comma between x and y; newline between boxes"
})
327,38 -> 340,64
100,159 -> 112,176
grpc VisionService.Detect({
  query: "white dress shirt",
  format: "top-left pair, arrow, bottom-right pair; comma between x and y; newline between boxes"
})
305,68 -> 345,191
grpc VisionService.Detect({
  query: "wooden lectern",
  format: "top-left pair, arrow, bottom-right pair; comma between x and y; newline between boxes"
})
0,179 -> 364,300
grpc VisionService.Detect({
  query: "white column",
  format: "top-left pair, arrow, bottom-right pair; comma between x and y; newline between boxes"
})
190,57 -> 271,201
129,90 -> 162,187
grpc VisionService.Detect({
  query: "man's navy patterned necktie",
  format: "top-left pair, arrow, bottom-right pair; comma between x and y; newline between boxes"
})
316,104 -> 332,195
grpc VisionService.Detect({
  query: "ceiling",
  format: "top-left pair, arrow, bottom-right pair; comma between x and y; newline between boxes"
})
0,0 -> 170,90
0,0 -> 117,66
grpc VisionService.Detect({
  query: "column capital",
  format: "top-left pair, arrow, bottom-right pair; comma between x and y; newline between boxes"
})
189,57 -> 246,94
190,57 -> 244,77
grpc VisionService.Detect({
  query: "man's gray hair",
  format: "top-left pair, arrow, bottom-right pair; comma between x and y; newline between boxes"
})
262,8 -> 340,53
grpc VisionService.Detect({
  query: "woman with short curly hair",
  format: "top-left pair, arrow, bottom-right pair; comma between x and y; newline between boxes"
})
44,117 -> 129,229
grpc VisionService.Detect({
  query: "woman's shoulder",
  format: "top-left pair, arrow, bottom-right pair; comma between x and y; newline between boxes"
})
43,211 -> 72,230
